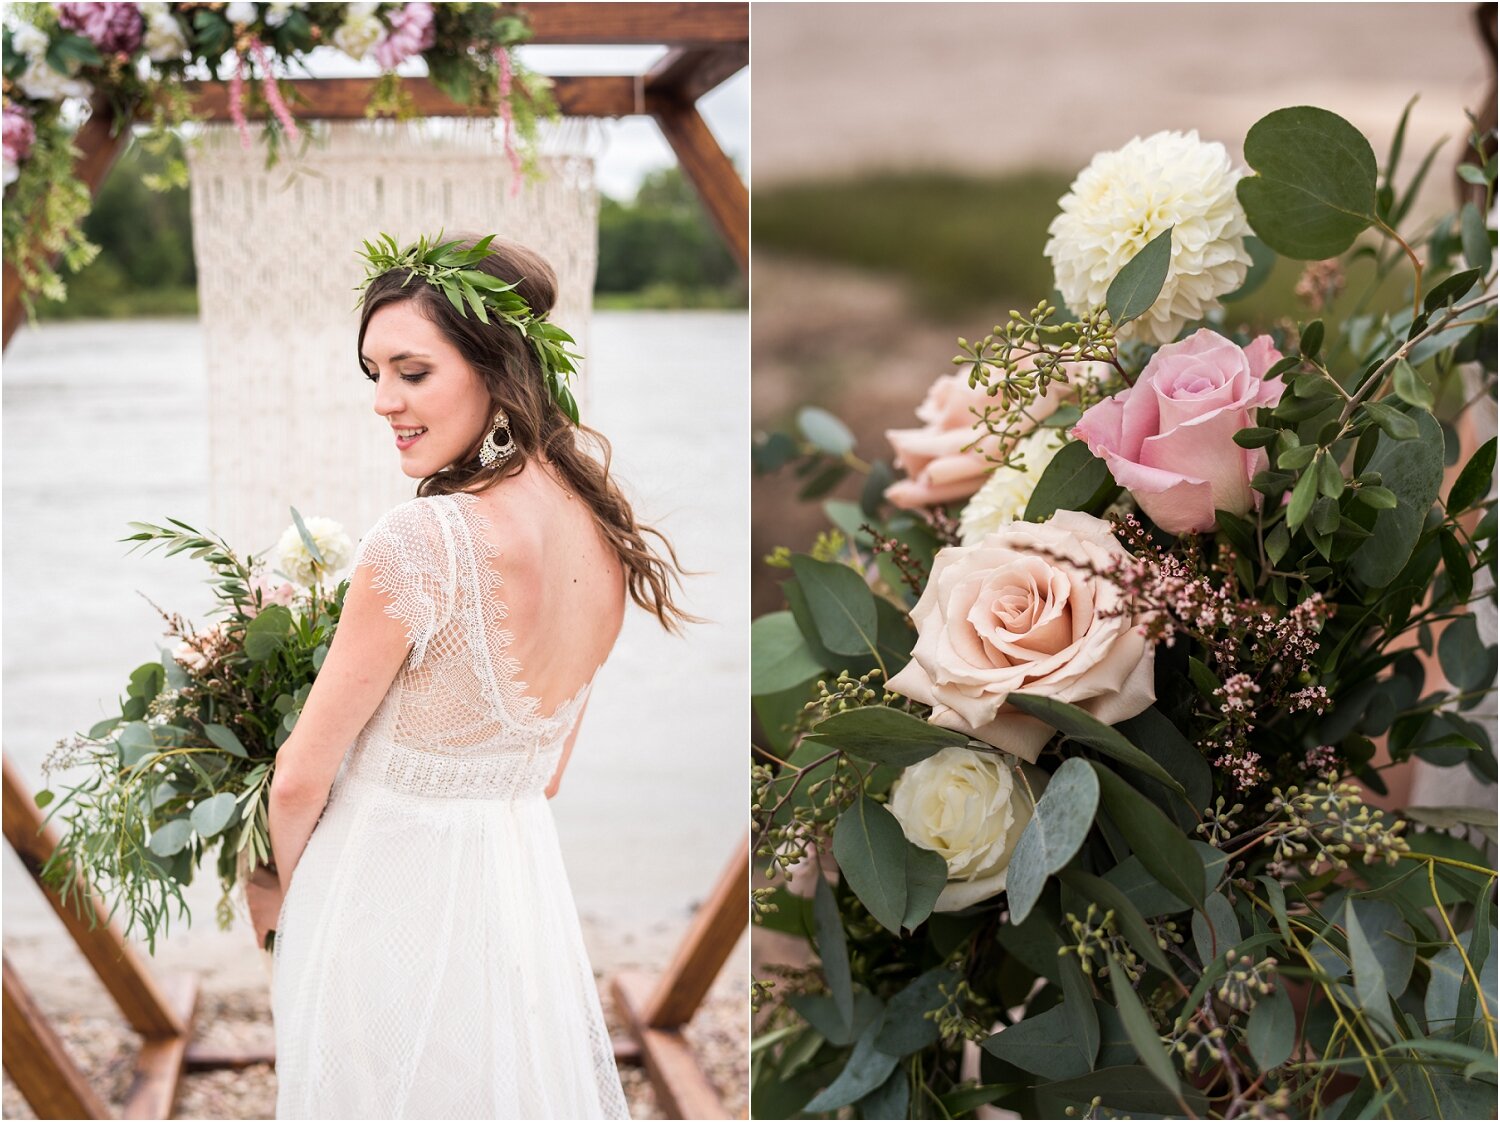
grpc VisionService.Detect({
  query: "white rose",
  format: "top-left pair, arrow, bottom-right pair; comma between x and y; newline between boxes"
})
143,11 -> 188,62
225,2 -> 259,25
10,22 -> 49,59
277,516 -> 354,587
889,746 -> 1034,911
887,510 -> 1156,762
16,56 -> 93,102
333,11 -> 385,60
2,157 -> 17,187
958,427 -> 1068,545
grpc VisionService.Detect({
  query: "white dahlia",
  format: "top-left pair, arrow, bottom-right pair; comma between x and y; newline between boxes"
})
277,517 -> 353,587
958,427 -> 1067,544
1045,130 -> 1252,346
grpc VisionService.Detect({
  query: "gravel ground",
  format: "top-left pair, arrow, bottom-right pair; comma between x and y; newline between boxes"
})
2,964 -> 747,1121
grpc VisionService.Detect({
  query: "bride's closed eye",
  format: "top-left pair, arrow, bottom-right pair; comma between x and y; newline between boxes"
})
364,370 -> 429,384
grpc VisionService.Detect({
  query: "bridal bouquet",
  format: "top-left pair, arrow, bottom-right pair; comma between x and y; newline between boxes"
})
751,103 -> 1498,1119
38,510 -> 353,951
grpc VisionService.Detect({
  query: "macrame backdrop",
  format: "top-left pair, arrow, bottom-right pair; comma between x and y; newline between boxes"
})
185,118 -> 599,556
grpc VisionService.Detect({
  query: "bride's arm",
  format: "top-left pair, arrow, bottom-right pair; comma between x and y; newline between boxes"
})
545,696 -> 592,799
269,562 -> 413,889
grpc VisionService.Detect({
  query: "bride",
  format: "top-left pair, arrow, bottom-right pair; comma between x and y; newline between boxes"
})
256,234 -> 691,1119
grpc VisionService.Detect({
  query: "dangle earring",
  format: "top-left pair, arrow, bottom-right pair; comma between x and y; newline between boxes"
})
479,409 -> 516,468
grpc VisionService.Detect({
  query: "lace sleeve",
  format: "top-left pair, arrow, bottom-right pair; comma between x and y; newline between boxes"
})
350,498 -> 455,669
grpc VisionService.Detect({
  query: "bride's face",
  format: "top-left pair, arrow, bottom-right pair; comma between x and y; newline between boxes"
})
362,301 -> 494,479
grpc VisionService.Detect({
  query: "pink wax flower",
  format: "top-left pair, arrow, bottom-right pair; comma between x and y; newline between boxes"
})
56,3 -> 145,57
1072,329 -> 1284,535
373,2 -> 436,71
3,103 -> 36,166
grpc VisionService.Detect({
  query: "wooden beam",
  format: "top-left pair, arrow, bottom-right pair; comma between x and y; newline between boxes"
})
1,98 -> 131,352
648,95 -> 747,274
645,47 -> 748,104
2,956 -> 113,1120
611,971 -> 727,1120
643,837 -> 747,1028
120,974 -> 197,1121
183,1043 -> 276,1072
2,759 -> 185,1038
520,3 -> 746,45
179,74 -> 640,122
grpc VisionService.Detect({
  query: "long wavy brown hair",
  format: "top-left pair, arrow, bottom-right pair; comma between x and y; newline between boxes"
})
356,236 -> 696,633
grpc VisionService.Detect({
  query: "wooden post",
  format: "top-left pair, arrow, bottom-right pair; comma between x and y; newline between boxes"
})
644,836 -> 748,1028
2,759 -> 185,1039
648,95 -> 749,273
2,956 -> 113,1120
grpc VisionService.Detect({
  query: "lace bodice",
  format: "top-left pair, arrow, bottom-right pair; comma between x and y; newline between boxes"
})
340,492 -> 592,800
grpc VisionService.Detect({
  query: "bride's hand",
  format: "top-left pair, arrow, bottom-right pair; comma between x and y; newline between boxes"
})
246,863 -> 284,951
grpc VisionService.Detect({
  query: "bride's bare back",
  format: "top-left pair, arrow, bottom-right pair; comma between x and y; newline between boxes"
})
469,459 -> 627,717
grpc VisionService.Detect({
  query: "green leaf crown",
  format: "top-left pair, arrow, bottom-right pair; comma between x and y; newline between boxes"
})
352,231 -> 582,424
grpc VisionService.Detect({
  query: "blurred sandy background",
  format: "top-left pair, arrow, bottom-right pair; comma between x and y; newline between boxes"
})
750,1 -> 1492,613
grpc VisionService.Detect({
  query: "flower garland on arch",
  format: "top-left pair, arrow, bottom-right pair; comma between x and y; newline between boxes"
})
1,2 -> 555,320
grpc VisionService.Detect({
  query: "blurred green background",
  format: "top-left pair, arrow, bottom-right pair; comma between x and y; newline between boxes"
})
35,135 -> 744,321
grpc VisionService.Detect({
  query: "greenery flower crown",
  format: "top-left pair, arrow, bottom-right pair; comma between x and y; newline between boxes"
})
353,231 -> 582,424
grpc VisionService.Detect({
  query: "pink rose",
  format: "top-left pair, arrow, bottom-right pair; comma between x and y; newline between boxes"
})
57,3 -> 145,56
885,361 -> 1076,510
1072,329 -> 1284,535
246,575 -> 296,617
887,510 -> 1156,762
373,2 -> 436,71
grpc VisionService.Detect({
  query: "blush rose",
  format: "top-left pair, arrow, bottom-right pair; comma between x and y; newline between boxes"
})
886,510 -> 1155,762
1072,329 -> 1284,534
884,360 -> 1076,510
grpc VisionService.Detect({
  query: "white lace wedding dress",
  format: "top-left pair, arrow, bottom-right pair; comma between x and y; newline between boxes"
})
271,492 -> 629,1120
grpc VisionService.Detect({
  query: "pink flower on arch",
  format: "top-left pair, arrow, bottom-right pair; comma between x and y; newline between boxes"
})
56,3 -> 145,56
373,2 -> 436,71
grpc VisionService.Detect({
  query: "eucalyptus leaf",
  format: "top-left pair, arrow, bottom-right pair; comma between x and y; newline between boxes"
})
1107,956 -> 1182,1098
189,792 -> 238,839
1105,226 -> 1174,327
832,796 -> 911,934
875,968 -> 950,1056
805,706 -> 967,767
203,723 -> 248,758
812,874 -> 853,1032
802,1018 -> 899,1112
1352,410 -> 1445,587
1448,437 -> 1496,513
1023,441 -> 1114,522
1237,106 -> 1378,259
797,406 -> 855,456
1247,987 -> 1295,1071
1005,759 -> 1098,924
1094,763 -> 1208,909
1034,1066 -> 1208,1118
788,555 -> 879,659
1007,694 -> 1184,795
981,1003 -> 1090,1079
148,818 -> 193,858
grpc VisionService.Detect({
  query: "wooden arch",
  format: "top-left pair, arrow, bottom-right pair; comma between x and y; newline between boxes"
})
1,4 -> 748,1118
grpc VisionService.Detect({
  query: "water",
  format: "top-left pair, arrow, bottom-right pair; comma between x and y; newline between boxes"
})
2,310 -> 748,998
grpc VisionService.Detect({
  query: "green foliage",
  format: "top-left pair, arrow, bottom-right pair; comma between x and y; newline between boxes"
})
39,516 -> 347,950
595,168 -> 743,306
752,99 -> 1497,1119
1237,106 -> 1379,259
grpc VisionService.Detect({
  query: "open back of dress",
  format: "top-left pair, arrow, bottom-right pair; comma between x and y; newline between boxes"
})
271,493 -> 627,1119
